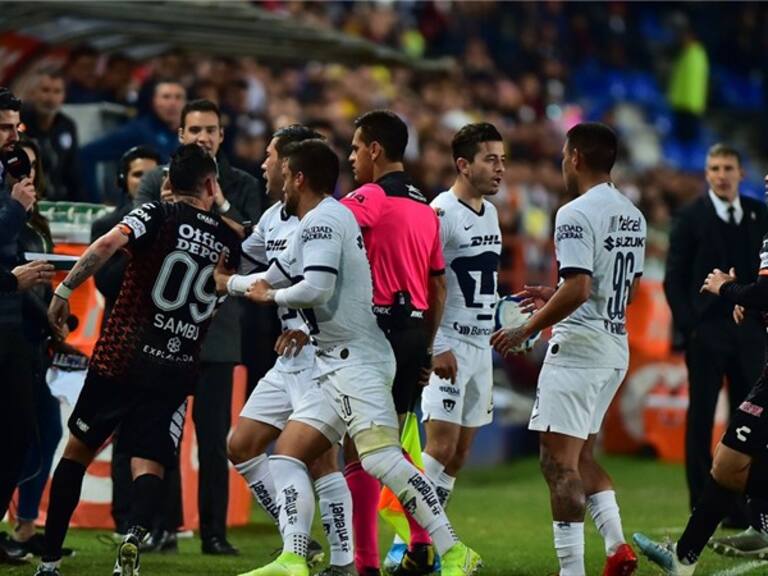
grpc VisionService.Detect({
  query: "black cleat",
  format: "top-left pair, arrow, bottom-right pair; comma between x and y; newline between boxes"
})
389,544 -> 436,576
139,529 -> 177,554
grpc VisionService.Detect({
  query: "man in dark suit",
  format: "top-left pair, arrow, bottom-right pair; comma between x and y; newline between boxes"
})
137,99 -> 264,554
665,143 -> 768,528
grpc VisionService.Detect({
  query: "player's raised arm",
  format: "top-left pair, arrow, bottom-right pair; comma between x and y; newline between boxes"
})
48,225 -> 130,337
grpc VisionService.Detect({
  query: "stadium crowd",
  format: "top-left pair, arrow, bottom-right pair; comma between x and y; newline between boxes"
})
2,2 -> 768,575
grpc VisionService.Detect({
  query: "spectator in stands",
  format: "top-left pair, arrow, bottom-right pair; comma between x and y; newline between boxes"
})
664,143 -> 768,528
136,98 -> 265,555
21,67 -> 82,201
0,88 -> 55,563
80,79 -> 185,202
667,15 -> 709,143
63,46 -> 104,104
100,53 -> 137,107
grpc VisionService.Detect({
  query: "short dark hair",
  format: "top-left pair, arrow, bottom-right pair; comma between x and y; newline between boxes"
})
565,122 -> 617,173
282,139 -> 339,195
180,98 -> 219,129
273,124 -> 324,157
117,145 -> 162,190
169,143 -> 217,196
707,143 -> 742,166
451,123 -> 504,169
0,87 -> 21,112
353,110 -> 408,162
35,66 -> 65,82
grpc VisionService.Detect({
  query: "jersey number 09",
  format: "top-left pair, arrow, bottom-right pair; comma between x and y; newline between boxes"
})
152,251 -> 218,322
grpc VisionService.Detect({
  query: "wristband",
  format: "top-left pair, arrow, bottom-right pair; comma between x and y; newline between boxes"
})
218,199 -> 231,214
54,282 -> 73,300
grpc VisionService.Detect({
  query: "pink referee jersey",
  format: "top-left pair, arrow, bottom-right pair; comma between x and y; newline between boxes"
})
341,171 -> 445,311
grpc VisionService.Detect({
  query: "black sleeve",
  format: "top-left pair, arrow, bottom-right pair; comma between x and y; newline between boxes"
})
663,209 -> 696,332
117,201 -> 166,251
720,277 -> 768,311
0,267 -> 18,292
223,170 -> 263,225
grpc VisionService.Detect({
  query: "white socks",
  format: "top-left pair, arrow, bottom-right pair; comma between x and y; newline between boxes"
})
315,472 -> 354,567
422,452 -> 455,508
234,454 -> 281,530
553,521 -> 585,576
270,455 -> 315,558
586,490 -> 625,554
360,446 -> 458,555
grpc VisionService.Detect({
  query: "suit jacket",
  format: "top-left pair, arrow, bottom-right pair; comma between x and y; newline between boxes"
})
664,193 -> 768,344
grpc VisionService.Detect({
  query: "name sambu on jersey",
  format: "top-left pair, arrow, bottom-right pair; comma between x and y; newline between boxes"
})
432,190 -> 501,345
241,201 -> 314,371
549,182 -> 646,369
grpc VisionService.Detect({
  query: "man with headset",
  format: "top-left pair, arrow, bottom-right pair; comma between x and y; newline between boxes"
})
91,146 -> 162,321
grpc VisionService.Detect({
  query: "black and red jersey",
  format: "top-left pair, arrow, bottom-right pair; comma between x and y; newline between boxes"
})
90,201 -> 241,377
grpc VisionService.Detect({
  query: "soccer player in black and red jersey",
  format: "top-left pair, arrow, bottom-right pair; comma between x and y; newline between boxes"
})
36,144 -> 241,576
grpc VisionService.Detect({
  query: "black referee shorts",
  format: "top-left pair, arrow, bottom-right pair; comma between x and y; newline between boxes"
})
376,313 -> 430,415
69,362 -> 194,468
722,375 -> 768,459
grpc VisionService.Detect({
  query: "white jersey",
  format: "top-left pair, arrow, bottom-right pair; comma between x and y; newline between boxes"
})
278,197 -> 391,373
547,182 -> 646,369
431,190 -> 501,348
242,201 -> 314,372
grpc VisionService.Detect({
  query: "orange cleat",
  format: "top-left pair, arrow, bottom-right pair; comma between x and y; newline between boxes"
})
603,543 -> 638,576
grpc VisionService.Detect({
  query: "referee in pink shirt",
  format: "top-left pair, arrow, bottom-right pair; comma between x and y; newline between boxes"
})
341,110 -> 446,576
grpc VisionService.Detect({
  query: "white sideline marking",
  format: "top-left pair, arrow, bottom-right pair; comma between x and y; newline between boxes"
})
711,560 -> 768,576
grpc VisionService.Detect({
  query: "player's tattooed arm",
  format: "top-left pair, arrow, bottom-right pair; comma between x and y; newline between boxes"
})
60,227 -> 130,292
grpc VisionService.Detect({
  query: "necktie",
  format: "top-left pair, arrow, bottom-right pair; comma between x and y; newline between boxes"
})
727,205 -> 736,225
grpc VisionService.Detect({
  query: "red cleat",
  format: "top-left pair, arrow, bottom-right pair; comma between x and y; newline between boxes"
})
603,543 -> 638,576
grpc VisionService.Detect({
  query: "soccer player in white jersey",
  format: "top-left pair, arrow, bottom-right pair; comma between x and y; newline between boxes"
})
215,125 -> 355,575
492,123 -> 646,576
235,139 -> 481,576
385,123 -> 504,572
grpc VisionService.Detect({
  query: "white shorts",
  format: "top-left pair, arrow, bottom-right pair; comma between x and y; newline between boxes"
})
240,366 -> 315,430
528,363 -> 626,439
290,360 -> 399,445
421,339 -> 493,428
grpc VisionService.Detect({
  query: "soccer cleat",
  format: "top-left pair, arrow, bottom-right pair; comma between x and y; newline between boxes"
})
139,529 -> 177,554
708,526 -> 768,558
388,543 -> 436,575
113,534 -> 141,576
439,542 -> 482,576
603,543 -> 638,576
33,566 -> 61,576
383,542 -> 407,574
238,551 -> 309,576
307,539 -> 325,567
632,533 -> 695,576
359,569 -> 381,576
314,563 -> 358,576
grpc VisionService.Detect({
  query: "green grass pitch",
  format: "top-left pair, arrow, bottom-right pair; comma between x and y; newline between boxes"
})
3,456 -> 763,575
